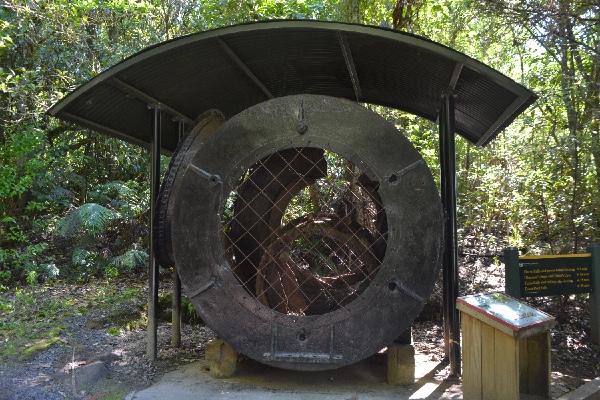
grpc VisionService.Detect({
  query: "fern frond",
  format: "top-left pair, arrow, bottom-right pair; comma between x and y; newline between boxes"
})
72,248 -> 94,267
58,203 -> 119,237
89,181 -> 146,217
91,181 -> 142,203
112,249 -> 148,272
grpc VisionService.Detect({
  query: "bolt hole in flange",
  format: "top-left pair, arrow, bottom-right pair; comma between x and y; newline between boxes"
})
157,95 -> 443,370
298,329 -> 307,342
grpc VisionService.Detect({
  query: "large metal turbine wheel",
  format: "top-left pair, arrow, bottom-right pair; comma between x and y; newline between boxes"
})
155,95 -> 443,371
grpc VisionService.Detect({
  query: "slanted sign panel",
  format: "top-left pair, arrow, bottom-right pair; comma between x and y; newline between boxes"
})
519,255 -> 592,297
457,292 -> 555,334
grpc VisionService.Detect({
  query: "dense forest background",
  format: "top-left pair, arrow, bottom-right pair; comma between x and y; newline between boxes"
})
0,0 -> 598,287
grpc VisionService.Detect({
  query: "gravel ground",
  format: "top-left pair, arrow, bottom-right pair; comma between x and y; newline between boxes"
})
0,277 -> 215,400
1,252 -> 598,400
0,315 -> 445,400
0,314 -> 214,400
2,314 -> 592,400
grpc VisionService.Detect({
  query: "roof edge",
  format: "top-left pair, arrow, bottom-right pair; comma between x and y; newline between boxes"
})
48,20 -> 536,121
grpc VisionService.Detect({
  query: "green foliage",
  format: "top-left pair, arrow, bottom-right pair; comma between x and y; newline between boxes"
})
0,242 -> 52,284
107,327 -> 121,336
158,290 -> 203,325
111,248 -> 149,274
58,203 -> 119,237
184,0 -> 340,31
0,0 -> 158,285
182,297 -> 203,325
1,0 -> 599,288
56,197 -> 149,279
387,0 -> 600,254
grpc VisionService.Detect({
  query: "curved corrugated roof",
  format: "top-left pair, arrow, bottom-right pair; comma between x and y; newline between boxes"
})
48,20 -> 536,151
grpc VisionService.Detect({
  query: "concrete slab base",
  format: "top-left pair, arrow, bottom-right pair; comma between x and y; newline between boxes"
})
556,377 -> 600,400
128,353 -> 461,400
126,351 -> 600,400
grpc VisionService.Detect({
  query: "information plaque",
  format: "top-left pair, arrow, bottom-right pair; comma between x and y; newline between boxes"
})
519,255 -> 592,297
457,292 -> 555,336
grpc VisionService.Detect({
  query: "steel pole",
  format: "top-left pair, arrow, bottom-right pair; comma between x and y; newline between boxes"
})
172,120 -> 184,348
589,244 -> 600,344
147,106 -> 161,360
439,93 -> 460,376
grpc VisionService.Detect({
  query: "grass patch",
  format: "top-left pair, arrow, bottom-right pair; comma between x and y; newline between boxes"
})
0,277 -> 147,361
0,286 -> 73,360
81,282 -> 147,335
107,327 -> 121,336
87,297 -> 147,334
20,338 -> 57,360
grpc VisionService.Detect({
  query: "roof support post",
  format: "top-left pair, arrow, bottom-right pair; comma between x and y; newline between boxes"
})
171,258 -> 182,346
147,105 -> 162,360
439,93 -> 461,376
171,119 -> 185,349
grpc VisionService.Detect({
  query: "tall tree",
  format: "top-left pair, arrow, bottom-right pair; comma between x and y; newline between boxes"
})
474,0 -> 600,251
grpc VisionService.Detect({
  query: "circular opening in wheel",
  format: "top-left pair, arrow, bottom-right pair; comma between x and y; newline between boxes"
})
221,148 -> 388,316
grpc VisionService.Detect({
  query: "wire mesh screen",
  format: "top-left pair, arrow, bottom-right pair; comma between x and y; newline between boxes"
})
222,147 -> 388,316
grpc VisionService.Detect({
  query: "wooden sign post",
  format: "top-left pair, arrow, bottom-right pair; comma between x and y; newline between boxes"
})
504,244 -> 600,343
457,293 -> 556,400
